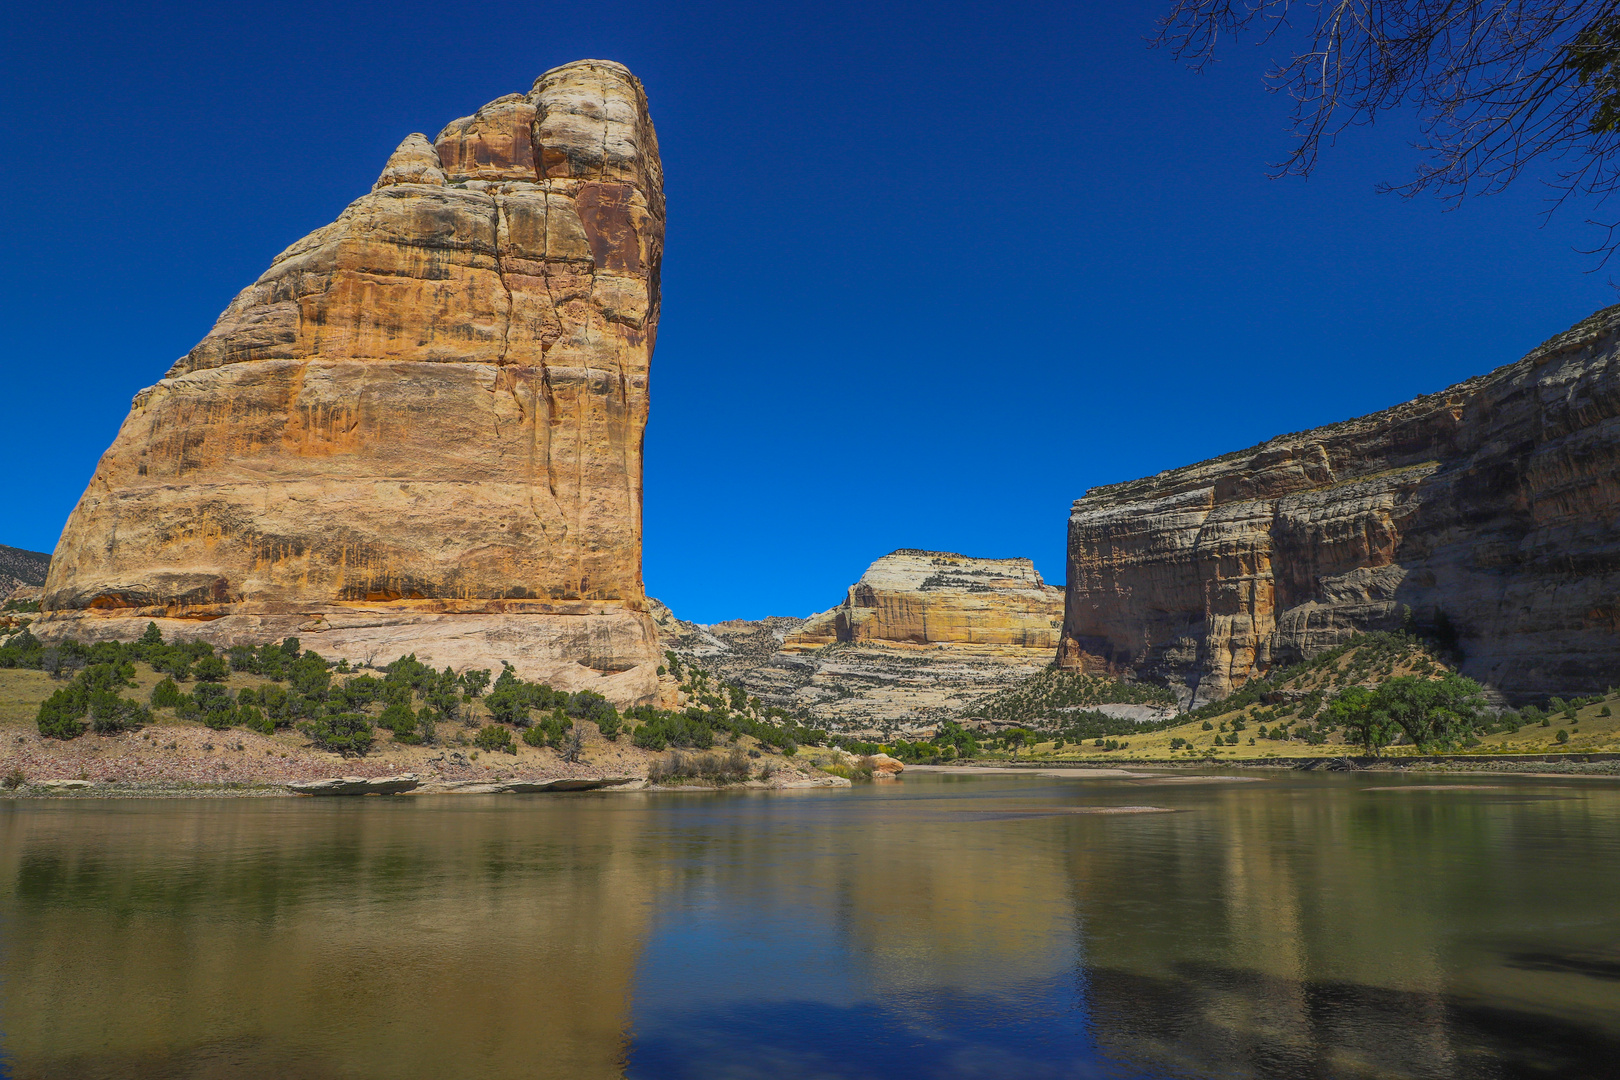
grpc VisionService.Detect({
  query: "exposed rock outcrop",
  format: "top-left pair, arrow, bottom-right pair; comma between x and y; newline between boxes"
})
1061,305 -> 1620,705
37,61 -> 666,703
783,550 -> 1064,650
288,774 -> 420,796
653,552 -> 1065,735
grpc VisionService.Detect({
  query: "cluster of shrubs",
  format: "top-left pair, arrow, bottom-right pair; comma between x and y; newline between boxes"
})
962,668 -> 1177,726
648,748 -> 753,784
830,719 -> 981,764
1323,673 -> 1487,754
631,652 -> 826,755
1168,632 -> 1434,729
18,624 -> 497,756
20,624 -> 835,769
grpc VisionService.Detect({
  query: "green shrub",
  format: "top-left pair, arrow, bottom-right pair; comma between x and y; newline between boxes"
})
202,708 -> 237,731
520,712 -> 572,750
89,690 -> 150,734
288,653 -> 332,697
379,701 -> 417,736
475,725 -> 515,754
3,767 -> 25,789
631,722 -> 666,751
1556,729 -> 1570,744
37,686 -> 88,739
1602,705 -> 1613,718
460,668 -> 491,699
193,654 -> 229,682
150,677 -> 184,709
257,684 -> 290,726
238,706 -> 273,736
299,712 -> 374,755
335,675 -> 383,711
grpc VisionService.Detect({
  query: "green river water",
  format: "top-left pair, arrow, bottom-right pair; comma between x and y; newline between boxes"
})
2,769 -> 1617,1079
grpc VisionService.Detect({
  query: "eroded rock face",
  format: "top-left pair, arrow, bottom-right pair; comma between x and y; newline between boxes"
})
38,60 -> 666,703
784,550 -> 1065,650
1061,306 -> 1620,705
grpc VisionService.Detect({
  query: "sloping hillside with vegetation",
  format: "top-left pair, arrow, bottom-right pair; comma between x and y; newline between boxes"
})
0,622 -> 840,789
821,633 -> 1620,766
959,633 -> 1620,763
960,670 -> 1176,724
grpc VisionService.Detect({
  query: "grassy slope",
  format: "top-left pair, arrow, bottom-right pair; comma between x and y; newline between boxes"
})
967,638 -> 1620,763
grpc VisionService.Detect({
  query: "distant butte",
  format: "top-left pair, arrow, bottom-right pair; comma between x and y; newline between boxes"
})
784,550 -> 1065,651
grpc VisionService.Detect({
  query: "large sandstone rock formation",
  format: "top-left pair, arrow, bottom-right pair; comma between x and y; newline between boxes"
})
1061,306 -> 1620,705
37,61 -> 666,703
784,550 -> 1064,650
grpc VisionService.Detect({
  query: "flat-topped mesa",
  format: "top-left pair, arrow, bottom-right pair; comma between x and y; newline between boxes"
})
784,550 -> 1065,651
37,61 -> 667,703
1060,305 -> 1620,706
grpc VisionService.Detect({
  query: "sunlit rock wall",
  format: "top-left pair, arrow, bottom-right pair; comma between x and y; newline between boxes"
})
37,60 -> 666,702
1061,306 -> 1620,705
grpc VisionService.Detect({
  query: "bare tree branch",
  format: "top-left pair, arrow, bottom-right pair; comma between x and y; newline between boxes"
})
1156,1 -> 1620,253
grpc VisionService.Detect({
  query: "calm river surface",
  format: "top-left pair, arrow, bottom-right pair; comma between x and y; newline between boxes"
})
2,770 -> 1618,1079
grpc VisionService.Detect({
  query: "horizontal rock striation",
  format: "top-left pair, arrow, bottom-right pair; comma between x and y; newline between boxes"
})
784,550 -> 1065,650
1060,305 -> 1620,705
38,60 -> 665,702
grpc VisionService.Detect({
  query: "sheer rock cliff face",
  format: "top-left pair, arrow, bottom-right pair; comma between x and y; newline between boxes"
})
38,61 -> 666,703
1060,306 -> 1620,706
785,551 -> 1065,651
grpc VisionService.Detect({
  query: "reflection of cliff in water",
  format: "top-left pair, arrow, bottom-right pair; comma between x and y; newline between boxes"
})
0,800 -> 659,1080
1068,782 -> 1620,1078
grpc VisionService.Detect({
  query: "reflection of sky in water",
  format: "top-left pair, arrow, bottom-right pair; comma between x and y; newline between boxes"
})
627,907 -> 1144,1080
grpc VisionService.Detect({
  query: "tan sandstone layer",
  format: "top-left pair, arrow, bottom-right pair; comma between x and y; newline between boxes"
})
784,550 -> 1065,650
1061,305 -> 1620,705
36,61 -> 666,703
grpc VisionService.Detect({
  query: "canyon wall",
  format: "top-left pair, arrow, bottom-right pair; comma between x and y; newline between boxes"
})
36,60 -> 665,702
785,550 -> 1064,651
1061,306 -> 1620,705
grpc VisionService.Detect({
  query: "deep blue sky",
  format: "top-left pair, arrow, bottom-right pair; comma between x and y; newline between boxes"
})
4,1 -> 1614,621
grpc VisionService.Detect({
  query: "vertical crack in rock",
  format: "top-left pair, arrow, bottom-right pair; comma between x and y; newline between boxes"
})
491,195 -> 515,367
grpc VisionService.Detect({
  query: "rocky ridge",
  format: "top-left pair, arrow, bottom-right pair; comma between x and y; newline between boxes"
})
0,546 -> 48,602
652,550 -> 1066,736
35,61 -> 666,704
1061,305 -> 1620,705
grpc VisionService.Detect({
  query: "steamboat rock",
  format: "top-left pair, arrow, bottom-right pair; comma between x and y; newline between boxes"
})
37,60 -> 666,704
1060,306 -> 1620,705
